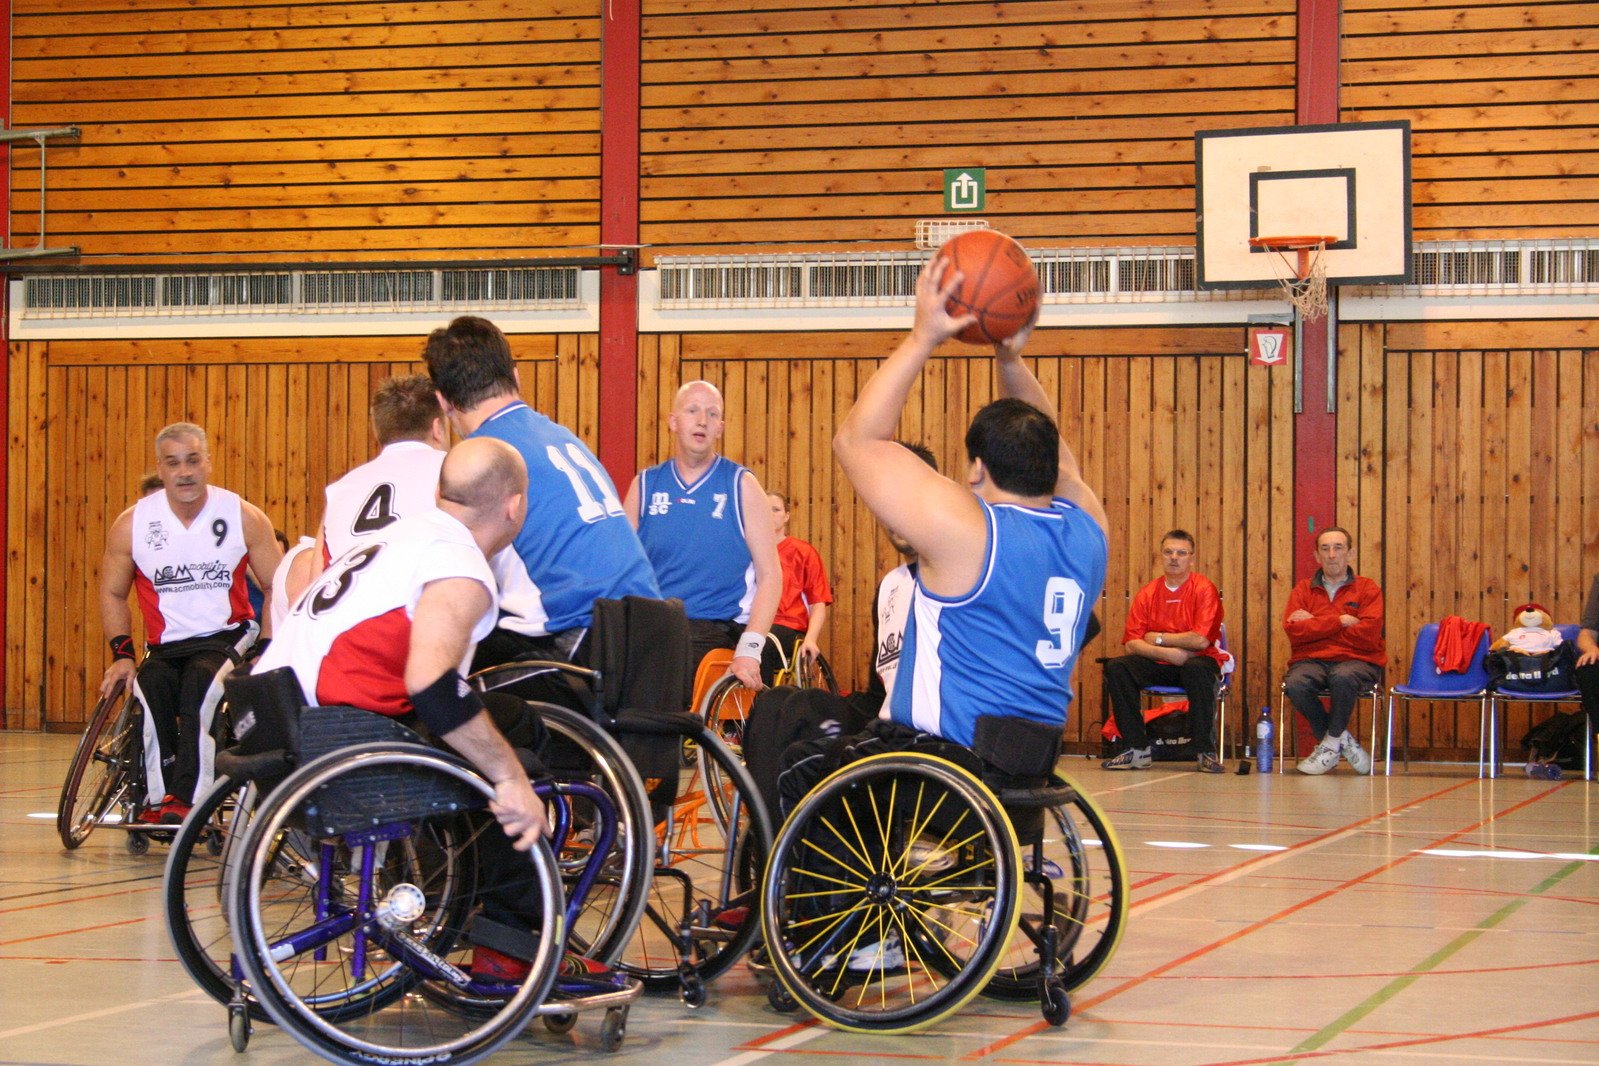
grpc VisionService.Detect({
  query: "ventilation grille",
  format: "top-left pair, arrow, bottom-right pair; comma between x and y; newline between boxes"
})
20,266 -> 583,319
1396,240 -> 1599,294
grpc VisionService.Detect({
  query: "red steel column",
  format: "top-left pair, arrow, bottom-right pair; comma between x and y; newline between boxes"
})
1293,0 -> 1340,581
597,0 -> 641,491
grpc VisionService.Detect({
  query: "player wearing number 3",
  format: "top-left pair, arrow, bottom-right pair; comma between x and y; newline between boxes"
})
833,257 -> 1107,747
424,317 -> 660,674
99,422 -> 283,823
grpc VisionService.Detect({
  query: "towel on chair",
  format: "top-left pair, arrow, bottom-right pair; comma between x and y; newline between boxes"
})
1434,615 -> 1490,674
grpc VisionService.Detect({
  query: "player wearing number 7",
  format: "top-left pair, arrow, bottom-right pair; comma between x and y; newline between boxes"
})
832,257 -> 1107,747
99,422 -> 283,824
424,316 -> 660,675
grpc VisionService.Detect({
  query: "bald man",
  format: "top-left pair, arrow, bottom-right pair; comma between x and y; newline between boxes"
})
624,380 -> 782,690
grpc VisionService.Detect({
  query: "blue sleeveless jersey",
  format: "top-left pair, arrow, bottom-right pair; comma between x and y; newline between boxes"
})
636,455 -> 754,622
472,402 -> 659,634
887,497 -> 1107,747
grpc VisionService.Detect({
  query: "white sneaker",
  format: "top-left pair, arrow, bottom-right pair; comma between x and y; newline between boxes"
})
846,933 -> 905,972
907,840 -> 955,873
1297,740 -> 1342,775
1340,731 -> 1373,775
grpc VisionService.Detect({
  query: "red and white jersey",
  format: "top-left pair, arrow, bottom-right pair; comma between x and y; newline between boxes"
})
321,440 -> 446,563
257,509 -> 495,717
130,487 -> 253,645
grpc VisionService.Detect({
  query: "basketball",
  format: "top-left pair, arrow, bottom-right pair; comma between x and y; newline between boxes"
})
934,228 -> 1040,345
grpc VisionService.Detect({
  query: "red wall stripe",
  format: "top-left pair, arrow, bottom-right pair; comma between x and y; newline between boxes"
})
598,0 -> 641,493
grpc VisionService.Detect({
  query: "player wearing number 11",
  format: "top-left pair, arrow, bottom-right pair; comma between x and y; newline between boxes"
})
832,258 -> 1107,747
424,316 -> 660,670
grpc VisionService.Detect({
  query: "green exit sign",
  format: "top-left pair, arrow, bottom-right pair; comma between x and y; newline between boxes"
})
943,168 -> 986,212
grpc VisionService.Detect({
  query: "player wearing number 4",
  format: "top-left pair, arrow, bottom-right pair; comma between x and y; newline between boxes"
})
424,316 -> 660,675
623,380 -> 783,692
99,422 -> 283,824
833,257 -> 1108,747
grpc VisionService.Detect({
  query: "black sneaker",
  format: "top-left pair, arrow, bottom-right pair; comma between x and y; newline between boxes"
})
1196,753 -> 1225,774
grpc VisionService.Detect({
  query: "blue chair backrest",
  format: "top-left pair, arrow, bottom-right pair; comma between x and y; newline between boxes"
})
1403,622 -> 1492,693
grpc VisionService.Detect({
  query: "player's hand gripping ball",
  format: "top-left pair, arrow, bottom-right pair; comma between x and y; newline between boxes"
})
935,229 -> 1041,345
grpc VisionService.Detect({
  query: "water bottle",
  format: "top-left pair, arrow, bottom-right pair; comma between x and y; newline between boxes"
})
1255,707 -> 1274,773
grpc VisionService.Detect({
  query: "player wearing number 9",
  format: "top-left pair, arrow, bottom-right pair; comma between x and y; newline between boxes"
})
423,316 -> 661,674
98,421 -> 284,821
832,256 -> 1108,747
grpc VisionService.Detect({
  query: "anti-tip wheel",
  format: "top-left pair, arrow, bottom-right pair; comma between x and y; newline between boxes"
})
767,982 -> 797,1013
126,832 -> 150,856
1041,981 -> 1070,1027
600,1007 -> 626,1052
543,1010 -> 578,1034
228,1006 -> 252,1052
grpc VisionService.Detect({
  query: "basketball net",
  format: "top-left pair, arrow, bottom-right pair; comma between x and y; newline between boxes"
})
1251,236 -> 1330,321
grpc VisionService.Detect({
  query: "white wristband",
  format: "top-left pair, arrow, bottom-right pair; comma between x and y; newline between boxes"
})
734,631 -> 765,660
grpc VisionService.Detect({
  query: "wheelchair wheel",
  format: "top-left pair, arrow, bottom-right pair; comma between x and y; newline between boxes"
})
761,752 -> 1022,1033
620,724 -> 770,993
164,774 -> 260,1015
228,743 -> 563,1065
57,684 -> 142,849
982,778 -> 1128,996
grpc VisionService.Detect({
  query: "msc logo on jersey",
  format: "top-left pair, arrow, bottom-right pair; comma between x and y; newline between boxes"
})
647,491 -> 672,516
144,522 -> 169,551
152,560 -> 234,592
877,631 -> 903,671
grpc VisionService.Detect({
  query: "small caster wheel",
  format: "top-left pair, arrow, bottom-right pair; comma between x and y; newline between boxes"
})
681,973 -> 706,1009
205,828 -> 224,857
599,1007 -> 626,1052
127,833 -> 150,856
767,982 -> 797,1013
543,1011 -> 578,1034
228,1005 -> 252,1051
1040,981 -> 1070,1027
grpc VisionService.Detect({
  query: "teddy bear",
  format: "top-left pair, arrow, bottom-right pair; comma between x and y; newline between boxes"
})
1491,602 -> 1563,655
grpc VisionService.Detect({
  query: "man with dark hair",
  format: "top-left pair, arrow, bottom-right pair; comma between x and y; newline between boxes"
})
832,258 -> 1107,747
1283,525 -> 1384,775
423,316 -> 659,670
1101,530 -> 1227,773
99,422 -> 282,822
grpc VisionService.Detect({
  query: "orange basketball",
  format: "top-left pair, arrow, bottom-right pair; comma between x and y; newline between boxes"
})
935,228 -> 1040,345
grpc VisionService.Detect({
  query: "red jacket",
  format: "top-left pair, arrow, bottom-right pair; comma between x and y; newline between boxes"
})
1284,573 -> 1385,666
1123,572 -> 1226,666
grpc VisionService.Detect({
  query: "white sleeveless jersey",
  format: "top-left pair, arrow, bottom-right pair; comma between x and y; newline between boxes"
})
269,535 -> 317,634
129,487 -> 253,644
321,441 -> 446,562
257,509 -> 496,717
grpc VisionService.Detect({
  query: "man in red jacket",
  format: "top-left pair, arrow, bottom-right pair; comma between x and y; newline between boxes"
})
1284,526 -> 1384,775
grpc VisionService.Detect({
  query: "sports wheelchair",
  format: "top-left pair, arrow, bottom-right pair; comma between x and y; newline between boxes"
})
164,668 -> 645,1063
58,631 -> 252,853
758,717 -> 1128,1034
471,596 -> 774,1007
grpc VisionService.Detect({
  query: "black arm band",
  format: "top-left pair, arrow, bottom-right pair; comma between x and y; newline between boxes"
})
110,635 -> 135,661
409,670 -> 486,736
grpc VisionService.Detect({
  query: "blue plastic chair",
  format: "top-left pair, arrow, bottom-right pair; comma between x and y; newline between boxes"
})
1140,622 -> 1232,760
1386,622 -> 1491,777
1484,623 -> 1584,780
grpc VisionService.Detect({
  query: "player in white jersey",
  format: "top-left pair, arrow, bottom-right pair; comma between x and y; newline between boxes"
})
305,374 -> 449,592
99,422 -> 282,822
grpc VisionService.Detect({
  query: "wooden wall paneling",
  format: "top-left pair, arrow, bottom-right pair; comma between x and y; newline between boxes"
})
284,363 -> 308,538
1434,356 -> 1464,748
1123,358 -> 1153,621
1151,357 -> 1177,539
1528,352 -> 1557,615
1555,349 -> 1584,617
1586,356 -> 1599,583
1478,350 -> 1507,625
23,345 -> 49,728
1455,349 -> 1484,625
1266,349 -> 1294,734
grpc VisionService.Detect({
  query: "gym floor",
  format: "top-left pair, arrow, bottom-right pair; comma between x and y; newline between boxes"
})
3,730 -> 1595,1065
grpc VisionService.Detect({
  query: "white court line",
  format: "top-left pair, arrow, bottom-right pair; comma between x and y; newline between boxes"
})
0,988 -> 204,1040
709,1021 -> 832,1066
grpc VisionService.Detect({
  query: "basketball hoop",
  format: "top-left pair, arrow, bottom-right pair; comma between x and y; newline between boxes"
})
1250,235 -> 1333,320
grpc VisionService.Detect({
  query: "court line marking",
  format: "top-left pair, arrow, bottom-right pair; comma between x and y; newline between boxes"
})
0,988 -> 205,1041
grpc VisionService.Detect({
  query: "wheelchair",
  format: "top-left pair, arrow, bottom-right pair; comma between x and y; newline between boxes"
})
471,596 -> 774,1007
758,721 -> 1128,1034
166,671 -> 643,1062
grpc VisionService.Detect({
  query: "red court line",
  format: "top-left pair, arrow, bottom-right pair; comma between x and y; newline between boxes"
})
1,954 -> 179,964
0,880 -> 165,915
0,914 -> 152,947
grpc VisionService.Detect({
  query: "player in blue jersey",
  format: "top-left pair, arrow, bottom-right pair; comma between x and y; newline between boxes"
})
423,316 -> 661,674
833,257 -> 1108,748
623,380 -> 781,691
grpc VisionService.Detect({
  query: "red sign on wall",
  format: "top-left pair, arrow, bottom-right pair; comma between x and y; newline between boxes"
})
1248,326 -> 1291,367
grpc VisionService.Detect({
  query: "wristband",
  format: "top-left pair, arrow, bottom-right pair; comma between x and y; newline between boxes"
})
110,635 -> 135,662
734,631 -> 765,661
409,669 -> 486,736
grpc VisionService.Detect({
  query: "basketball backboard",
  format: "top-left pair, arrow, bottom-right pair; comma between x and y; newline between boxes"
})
1195,121 -> 1411,288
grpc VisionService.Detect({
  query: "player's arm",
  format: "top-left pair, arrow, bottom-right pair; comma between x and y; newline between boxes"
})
834,258 -> 988,590
303,508 -> 329,588
406,576 -> 547,850
98,508 -> 138,698
731,469 -> 782,690
801,602 -> 828,663
622,474 -> 641,529
1577,626 -> 1598,668
993,334 -> 1108,533
241,503 -> 284,638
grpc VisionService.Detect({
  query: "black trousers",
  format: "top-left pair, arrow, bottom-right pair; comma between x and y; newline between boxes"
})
1102,653 -> 1219,752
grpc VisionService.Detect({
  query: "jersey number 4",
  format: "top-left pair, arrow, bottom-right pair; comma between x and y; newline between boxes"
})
353,483 -> 399,536
1036,577 -> 1086,669
546,443 -> 624,523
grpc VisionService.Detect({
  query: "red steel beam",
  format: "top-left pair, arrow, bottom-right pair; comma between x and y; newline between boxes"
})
597,0 -> 641,492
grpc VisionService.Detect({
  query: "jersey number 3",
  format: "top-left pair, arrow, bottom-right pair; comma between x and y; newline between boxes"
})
1036,576 -> 1086,669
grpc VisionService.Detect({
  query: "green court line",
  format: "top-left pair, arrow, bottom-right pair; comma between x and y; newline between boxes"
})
1285,842 -> 1599,1062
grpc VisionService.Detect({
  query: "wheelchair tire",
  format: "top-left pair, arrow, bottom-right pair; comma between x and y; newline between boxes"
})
164,774 -> 262,1016
619,723 -> 770,993
982,780 -> 1129,996
57,685 -> 142,850
228,743 -> 564,1065
760,752 -> 1022,1033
